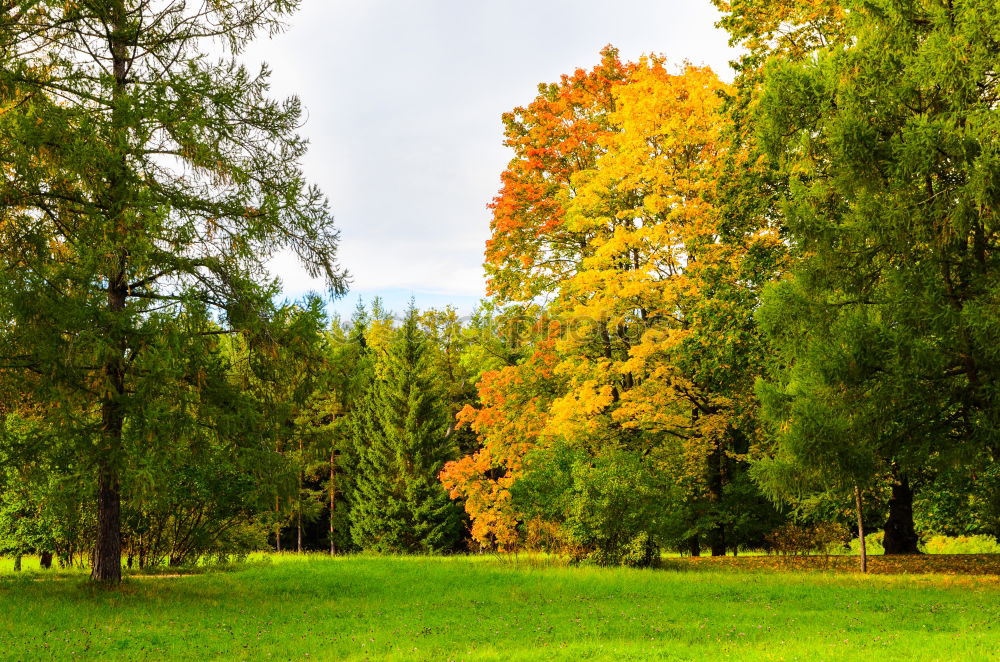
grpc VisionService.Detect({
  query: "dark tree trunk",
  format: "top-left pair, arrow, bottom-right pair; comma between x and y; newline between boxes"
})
92,463 -> 122,583
39,551 -> 53,569
90,0 -> 129,586
275,496 -> 282,552
687,535 -> 701,557
709,527 -> 726,557
13,555 -> 21,572
883,475 -> 921,554
707,437 -> 727,557
297,439 -> 303,553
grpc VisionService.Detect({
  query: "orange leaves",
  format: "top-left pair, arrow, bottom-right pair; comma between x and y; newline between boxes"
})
485,46 -> 634,302
440,342 -> 561,550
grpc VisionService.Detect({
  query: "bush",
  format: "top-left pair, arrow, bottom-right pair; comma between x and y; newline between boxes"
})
513,445 -> 674,567
767,522 -> 851,555
922,535 -> 1000,555
847,531 -> 884,555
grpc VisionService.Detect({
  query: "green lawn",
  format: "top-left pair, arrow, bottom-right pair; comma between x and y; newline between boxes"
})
0,554 -> 998,660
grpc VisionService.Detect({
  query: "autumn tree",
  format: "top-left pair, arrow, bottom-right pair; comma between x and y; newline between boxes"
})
486,46 -> 635,302
0,1 -> 345,582
447,49 -> 634,552
541,58 -> 782,557
442,310 -> 561,550
451,52 -> 784,558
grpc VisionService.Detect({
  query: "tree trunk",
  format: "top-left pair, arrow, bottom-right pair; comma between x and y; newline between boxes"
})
329,450 -> 336,556
297,439 -> 303,553
90,0 -> 129,586
91,462 -> 122,583
709,527 -> 726,557
39,551 -> 53,569
275,496 -> 282,552
13,554 -> 21,572
687,535 -> 701,557
707,438 -> 727,557
855,485 -> 867,573
883,474 -> 920,554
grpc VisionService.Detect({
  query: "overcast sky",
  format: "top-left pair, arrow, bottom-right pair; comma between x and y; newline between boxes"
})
244,0 -> 738,318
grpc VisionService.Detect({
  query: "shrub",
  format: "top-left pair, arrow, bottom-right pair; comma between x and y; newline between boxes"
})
847,531 -> 884,555
922,535 -> 1000,555
513,445 -> 674,567
767,522 -> 850,555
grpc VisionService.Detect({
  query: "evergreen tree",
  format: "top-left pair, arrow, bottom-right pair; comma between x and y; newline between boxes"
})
752,0 -> 1000,553
349,304 -> 462,553
0,1 -> 345,582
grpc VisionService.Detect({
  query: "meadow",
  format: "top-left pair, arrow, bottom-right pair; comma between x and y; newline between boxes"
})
1,554 -> 998,661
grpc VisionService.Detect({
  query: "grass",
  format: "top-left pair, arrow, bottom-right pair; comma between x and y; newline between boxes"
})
0,554 -> 997,661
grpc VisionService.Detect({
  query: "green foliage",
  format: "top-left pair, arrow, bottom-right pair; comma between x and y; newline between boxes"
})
349,304 -> 463,553
513,445 -> 679,567
914,463 -> 1000,540
922,535 -> 1000,555
848,531 -> 886,557
751,1 -> 1000,543
0,0 -> 345,580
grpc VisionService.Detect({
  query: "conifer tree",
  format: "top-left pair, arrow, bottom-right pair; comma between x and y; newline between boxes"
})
349,304 -> 462,553
0,1 -> 345,582
750,0 -> 1000,553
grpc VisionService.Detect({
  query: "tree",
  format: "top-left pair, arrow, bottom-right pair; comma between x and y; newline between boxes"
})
419,306 -> 480,455
350,304 -> 463,553
451,52 -> 784,559
0,1 -> 345,582
442,315 -> 561,550
752,0 -> 1000,553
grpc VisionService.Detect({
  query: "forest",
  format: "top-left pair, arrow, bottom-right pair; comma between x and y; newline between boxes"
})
1,0 -> 999,594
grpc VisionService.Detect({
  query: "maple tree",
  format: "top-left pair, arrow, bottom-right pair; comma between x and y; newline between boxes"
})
450,52 -> 784,557
546,58 -> 783,557
485,47 -> 636,302
441,323 -> 560,550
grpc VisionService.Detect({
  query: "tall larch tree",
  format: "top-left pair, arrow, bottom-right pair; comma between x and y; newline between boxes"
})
0,1 -> 345,582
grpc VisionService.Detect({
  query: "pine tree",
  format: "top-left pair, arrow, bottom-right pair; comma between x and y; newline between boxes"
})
349,304 -> 462,553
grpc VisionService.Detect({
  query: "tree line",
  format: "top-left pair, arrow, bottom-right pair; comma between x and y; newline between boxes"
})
2,0 -> 999,583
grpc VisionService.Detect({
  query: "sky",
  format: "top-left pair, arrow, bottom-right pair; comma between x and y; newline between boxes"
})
243,0 -> 739,319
